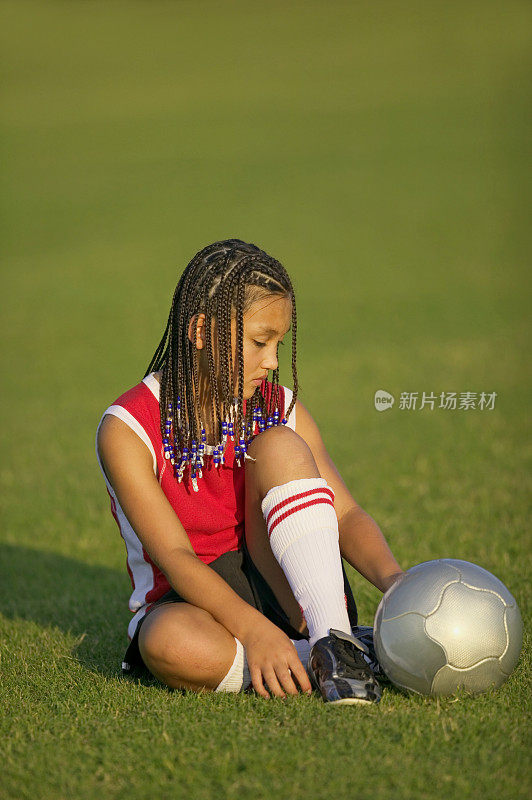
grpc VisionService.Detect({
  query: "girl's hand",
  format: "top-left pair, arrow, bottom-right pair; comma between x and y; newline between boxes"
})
380,570 -> 405,593
240,617 -> 312,699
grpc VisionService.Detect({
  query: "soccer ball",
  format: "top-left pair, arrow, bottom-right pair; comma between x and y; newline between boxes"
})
374,559 -> 523,695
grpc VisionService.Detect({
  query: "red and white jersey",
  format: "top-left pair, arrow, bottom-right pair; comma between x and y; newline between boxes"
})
95,374 -> 296,638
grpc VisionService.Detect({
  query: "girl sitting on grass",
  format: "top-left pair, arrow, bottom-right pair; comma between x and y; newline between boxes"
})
96,239 -> 403,705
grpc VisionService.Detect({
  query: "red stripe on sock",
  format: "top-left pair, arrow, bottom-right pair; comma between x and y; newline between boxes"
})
266,487 -> 335,528
267,496 -> 335,537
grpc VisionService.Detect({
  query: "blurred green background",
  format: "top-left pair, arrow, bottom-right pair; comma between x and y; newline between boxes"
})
1,2 -> 530,799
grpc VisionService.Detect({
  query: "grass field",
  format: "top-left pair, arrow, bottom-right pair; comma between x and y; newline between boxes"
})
1,2 -> 531,799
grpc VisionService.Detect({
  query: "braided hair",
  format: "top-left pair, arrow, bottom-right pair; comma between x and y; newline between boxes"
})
145,239 -> 298,472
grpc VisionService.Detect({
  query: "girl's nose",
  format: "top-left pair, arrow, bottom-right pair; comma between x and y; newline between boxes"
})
262,348 -> 278,372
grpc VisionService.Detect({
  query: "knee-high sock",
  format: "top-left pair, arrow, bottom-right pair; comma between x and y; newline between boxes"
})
261,477 -> 352,645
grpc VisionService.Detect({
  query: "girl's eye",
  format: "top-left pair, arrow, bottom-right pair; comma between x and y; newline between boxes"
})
253,340 -> 266,348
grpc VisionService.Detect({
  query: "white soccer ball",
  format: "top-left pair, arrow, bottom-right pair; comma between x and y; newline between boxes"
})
374,559 -> 523,696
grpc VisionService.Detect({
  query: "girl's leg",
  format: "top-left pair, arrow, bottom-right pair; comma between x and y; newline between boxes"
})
138,601 -> 313,694
138,603 -> 243,691
244,425 -> 352,645
244,427 -> 320,635
244,425 -> 382,704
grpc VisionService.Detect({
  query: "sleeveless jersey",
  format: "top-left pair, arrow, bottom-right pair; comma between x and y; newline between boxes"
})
95,374 -> 296,638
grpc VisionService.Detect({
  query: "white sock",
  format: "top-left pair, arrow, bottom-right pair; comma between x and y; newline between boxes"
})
292,637 -> 312,667
215,638 -> 251,693
261,477 -> 352,645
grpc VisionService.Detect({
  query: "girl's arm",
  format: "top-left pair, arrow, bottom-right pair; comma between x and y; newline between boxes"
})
97,414 -> 311,698
294,400 -> 404,593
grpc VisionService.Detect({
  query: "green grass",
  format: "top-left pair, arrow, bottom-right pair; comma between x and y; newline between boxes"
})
1,1 -> 530,798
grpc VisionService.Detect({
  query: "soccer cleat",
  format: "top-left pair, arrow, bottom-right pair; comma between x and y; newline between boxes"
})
308,628 -> 382,705
351,625 -> 391,684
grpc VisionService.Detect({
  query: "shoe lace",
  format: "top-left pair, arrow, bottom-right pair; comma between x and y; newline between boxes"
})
352,627 -> 376,656
332,636 -> 374,679
350,630 -> 389,682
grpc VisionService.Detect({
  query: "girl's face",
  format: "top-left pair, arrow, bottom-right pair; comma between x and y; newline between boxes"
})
232,293 -> 292,400
192,292 -> 292,404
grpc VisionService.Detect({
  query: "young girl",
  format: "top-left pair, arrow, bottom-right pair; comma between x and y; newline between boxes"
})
96,239 -> 403,705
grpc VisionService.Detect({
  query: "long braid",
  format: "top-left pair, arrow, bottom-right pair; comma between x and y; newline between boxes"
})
286,294 -> 298,422
227,261 -> 250,438
217,262 -> 235,415
235,278 -> 245,440
204,294 -> 219,443
145,239 -> 299,485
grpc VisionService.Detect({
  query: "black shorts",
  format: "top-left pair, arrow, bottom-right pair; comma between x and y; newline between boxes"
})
122,545 -> 358,676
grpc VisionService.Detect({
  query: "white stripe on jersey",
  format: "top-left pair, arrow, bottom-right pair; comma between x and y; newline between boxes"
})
111,494 -> 156,613
282,386 -> 297,432
142,373 -> 160,402
95,405 -> 158,625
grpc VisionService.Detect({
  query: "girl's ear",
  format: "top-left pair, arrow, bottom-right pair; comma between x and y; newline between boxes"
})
187,313 -> 206,349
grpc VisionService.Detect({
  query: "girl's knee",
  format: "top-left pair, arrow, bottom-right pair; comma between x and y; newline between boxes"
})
140,604 -> 209,664
246,426 -> 320,496
138,604 -> 235,690
247,424 -> 302,455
